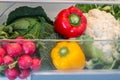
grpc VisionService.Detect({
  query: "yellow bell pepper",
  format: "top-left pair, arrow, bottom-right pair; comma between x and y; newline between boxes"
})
51,41 -> 86,70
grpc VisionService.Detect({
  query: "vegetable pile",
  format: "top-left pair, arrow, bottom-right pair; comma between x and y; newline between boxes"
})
75,4 -> 120,20
0,37 -> 41,79
0,6 -> 59,39
0,3 -> 120,79
74,4 -> 120,69
0,5 -> 59,79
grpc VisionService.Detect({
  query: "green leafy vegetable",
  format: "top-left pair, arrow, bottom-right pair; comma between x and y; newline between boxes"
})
76,35 -> 117,69
7,6 -> 53,25
115,37 -> 120,53
0,6 -> 61,39
0,6 -> 62,76
37,41 -> 56,70
0,65 -> 6,76
79,35 -> 105,61
75,4 -> 120,20
75,4 -> 99,13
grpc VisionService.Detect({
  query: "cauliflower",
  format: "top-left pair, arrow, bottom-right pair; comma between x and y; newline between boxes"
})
84,9 -> 120,59
70,9 -> 120,69
84,9 -> 120,40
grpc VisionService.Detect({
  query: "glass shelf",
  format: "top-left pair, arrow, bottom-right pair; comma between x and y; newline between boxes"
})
31,70 -> 120,80
0,0 -> 119,4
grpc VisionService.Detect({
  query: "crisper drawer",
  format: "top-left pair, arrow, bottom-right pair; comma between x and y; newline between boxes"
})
0,2 -> 120,80
31,70 -> 120,80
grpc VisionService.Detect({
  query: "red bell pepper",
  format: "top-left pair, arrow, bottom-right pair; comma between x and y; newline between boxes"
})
54,6 -> 87,38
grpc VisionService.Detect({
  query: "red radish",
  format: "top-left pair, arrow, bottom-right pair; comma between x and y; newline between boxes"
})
6,43 -> 23,57
22,41 -> 36,55
19,69 -> 30,79
0,57 -> 3,65
31,57 -> 41,70
1,42 -> 8,51
16,36 -> 24,39
18,54 -> 32,69
0,47 -> 6,57
15,36 -> 25,44
3,55 -> 14,66
5,68 -> 19,80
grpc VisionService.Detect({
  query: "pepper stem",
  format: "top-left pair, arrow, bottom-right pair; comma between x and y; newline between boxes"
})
59,46 -> 69,57
69,14 -> 81,26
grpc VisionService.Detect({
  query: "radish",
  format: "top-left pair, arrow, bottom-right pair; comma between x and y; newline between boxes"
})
16,36 -> 24,39
19,69 -> 31,79
0,47 -> 6,57
22,41 -> 36,55
18,54 -> 32,69
0,56 -> 3,65
15,36 -> 25,44
3,55 -> 14,66
1,42 -> 9,51
6,43 -> 23,57
31,57 -> 41,70
5,68 -> 19,80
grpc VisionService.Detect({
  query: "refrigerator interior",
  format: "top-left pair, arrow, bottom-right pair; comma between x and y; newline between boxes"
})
0,1 -> 120,80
